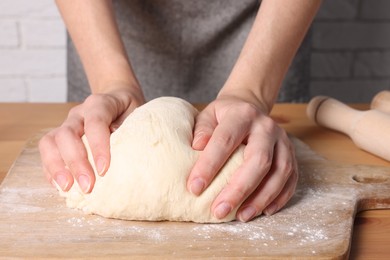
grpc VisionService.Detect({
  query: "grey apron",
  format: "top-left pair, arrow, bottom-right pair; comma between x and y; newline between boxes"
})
67,0 -> 311,103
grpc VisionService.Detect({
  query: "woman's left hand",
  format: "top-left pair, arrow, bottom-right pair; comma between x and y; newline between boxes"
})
187,94 -> 298,222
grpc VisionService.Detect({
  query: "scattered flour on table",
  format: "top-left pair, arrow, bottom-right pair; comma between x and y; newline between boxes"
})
0,187 -> 52,213
0,154 -> 355,256
64,216 -> 168,242
57,182 -> 355,256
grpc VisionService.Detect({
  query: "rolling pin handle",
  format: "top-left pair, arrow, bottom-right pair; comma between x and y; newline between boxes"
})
306,96 -> 330,124
371,90 -> 390,114
307,95 -> 390,161
307,96 -> 357,135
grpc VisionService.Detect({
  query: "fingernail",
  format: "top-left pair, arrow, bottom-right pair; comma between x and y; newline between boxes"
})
190,178 -> 205,196
96,157 -> 106,176
54,173 -> 69,191
264,203 -> 278,216
239,206 -> 257,222
78,174 -> 91,193
192,133 -> 203,147
214,202 -> 232,219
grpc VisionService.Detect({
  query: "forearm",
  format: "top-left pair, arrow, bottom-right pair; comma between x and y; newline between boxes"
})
56,0 -> 140,94
220,0 -> 322,113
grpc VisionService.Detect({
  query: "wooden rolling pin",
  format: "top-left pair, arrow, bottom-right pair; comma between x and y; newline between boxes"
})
371,90 -> 390,114
307,96 -> 390,161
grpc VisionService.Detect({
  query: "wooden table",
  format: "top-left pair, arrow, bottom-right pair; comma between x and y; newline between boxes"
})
1,102 -> 389,259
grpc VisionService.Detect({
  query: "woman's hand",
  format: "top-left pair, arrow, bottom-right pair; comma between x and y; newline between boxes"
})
39,87 -> 145,193
185,0 -> 320,222
187,93 -> 298,222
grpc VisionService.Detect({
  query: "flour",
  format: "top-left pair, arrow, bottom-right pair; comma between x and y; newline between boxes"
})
55,171 -> 350,256
59,208 -> 331,256
0,187 -> 50,213
2,129 -> 377,258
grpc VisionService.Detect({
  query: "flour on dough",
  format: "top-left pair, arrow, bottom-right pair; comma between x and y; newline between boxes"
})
59,97 -> 244,223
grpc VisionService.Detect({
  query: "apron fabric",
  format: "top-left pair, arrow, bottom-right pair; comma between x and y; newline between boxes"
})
67,0 -> 311,103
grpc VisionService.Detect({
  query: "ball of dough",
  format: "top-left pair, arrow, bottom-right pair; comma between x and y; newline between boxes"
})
60,97 -> 244,223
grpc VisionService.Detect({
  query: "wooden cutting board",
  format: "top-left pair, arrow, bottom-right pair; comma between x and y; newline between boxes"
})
1,132 -> 390,259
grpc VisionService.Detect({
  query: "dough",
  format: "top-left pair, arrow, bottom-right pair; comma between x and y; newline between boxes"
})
60,97 -> 244,223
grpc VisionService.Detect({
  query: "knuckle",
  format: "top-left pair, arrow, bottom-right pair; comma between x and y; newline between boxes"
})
83,96 -> 114,126
236,102 -> 259,119
38,134 -> 52,150
84,115 -> 106,130
229,184 -> 250,202
251,120 -> 278,140
84,94 -> 115,112
195,157 -> 218,179
54,126 -> 75,143
206,165 -> 220,179
214,132 -> 235,149
68,105 -> 82,118
258,192 -> 274,207
280,160 -> 294,179
66,158 -> 80,172
261,118 -> 278,135
252,152 -> 273,171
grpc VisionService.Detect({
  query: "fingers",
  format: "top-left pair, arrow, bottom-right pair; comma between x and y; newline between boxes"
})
263,168 -> 298,216
187,100 -> 298,222
187,107 -> 252,196
39,90 -> 144,194
41,109 -> 97,194
84,112 -> 112,177
39,103 -> 110,194
190,101 -> 298,222
39,131 -> 74,191
236,135 -> 298,222
55,124 -> 96,193
192,109 -> 216,151
210,117 -> 277,220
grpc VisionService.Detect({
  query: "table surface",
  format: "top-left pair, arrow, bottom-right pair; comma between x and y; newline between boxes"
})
1,102 -> 389,259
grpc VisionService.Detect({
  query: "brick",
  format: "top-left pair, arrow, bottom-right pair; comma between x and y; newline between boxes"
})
0,0 -> 61,18
312,22 -> 390,50
21,19 -> 66,48
316,0 -> 359,20
0,49 -> 66,77
0,20 -> 19,47
360,0 -> 390,20
311,52 -> 353,78
354,51 -> 390,77
310,80 -> 390,103
0,78 -> 27,102
27,77 -> 67,102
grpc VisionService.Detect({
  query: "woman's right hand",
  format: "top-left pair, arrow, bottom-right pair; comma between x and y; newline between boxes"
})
39,87 -> 145,193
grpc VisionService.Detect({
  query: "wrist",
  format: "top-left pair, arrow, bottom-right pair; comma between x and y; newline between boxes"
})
95,79 -> 141,94
219,66 -> 280,114
217,87 -> 272,115
100,81 -> 146,106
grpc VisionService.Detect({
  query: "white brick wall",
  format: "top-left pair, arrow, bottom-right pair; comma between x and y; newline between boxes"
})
0,0 -> 66,102
1,0 -> 389,103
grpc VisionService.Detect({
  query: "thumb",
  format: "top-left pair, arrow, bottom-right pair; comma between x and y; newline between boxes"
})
109,106 -> 138,132
192,108 -> 216,150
